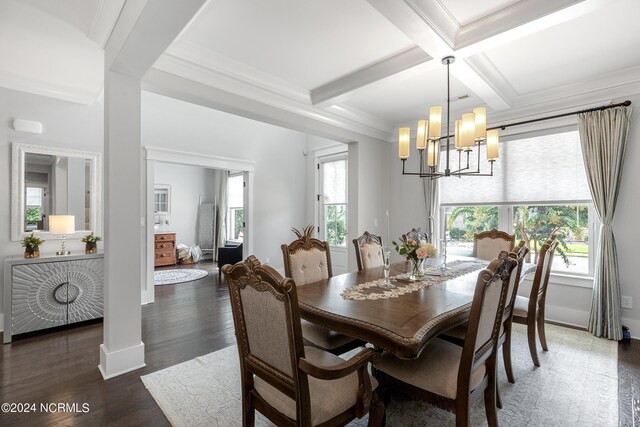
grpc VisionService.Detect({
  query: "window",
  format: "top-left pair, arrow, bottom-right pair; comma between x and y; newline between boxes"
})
320,158 -> 347,246
25,186 -> 44,230
441,130 -> 595,276
227,174 -> 244,242
154,184 -> 171,226
445,206 -> 499,256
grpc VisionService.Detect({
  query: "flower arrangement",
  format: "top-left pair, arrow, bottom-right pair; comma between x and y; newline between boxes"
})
81,233 -> 102,243
392,228 -> 436,280
22,233 -> 45,248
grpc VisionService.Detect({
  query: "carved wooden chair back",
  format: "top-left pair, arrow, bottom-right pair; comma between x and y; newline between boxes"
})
352,231 -> 384,271
529,239 -> 558,314
281,226 -> 332,286
223,256 -> 311,424
459,256 -> 517,394
473,229 -> 515,261
222,256 -> 382,426
503,241 -> 530,320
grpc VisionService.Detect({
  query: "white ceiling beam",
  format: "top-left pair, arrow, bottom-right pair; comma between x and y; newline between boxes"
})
366,0 -> 511,110
105,0 -> 207,79
310,46 -> 431,106
143,69 -> 391,144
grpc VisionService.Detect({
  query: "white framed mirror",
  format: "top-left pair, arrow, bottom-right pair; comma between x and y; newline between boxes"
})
11,143 -> 102,241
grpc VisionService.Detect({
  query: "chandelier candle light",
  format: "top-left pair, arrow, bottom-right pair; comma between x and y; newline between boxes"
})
399,56 -> 498,179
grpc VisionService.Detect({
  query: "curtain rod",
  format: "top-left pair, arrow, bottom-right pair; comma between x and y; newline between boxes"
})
487,100 -> 632,131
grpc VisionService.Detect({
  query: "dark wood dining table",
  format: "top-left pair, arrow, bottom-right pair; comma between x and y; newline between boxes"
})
296,258 -> 535,359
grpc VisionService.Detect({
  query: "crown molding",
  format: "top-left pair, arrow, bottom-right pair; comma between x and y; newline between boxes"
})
454,0 -> 587,51
88,0 -> 125,48
143,68 -> 393,144
463,53 -> 517,108
161,41 -> 311,104
0,72 -> 99,105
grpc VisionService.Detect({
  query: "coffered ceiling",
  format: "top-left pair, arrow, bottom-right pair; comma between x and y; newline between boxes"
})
3,0 -> 640,142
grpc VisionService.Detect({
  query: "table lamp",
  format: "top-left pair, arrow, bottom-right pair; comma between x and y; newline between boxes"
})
49,215 -> 75,255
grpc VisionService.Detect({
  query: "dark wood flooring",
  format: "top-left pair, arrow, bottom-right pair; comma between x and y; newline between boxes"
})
1,260 -> 638,425
1,260 -> 235,426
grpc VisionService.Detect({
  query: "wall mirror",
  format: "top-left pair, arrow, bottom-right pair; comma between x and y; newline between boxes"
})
11,143 -> 102,241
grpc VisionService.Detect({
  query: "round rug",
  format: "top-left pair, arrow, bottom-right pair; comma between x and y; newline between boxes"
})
154,269 -> 209,286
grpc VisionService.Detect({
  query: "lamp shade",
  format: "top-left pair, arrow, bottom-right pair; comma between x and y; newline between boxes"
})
428,106 -> 442,140
460,113 -> 476,150
416,120 -> 427,150
427,140 -> 438,167
398,127 -> 410,159
454,119 -> 461,150
473,107 -> 487,140
486,129 -> 499,161
49,215 -> 75,235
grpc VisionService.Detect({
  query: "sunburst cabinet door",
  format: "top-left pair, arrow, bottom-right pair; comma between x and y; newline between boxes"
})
11,258 -> 104,335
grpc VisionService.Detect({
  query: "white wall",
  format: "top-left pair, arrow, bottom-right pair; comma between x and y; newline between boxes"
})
154,162 -> 217,247
142,91 -> 309,271
0,86 -> 103,333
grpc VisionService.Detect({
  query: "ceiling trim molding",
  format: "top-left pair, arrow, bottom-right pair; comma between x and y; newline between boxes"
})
311,45 -> 432,106
143,68 -> 393,144
162,41 -> 310,104
145,146 -> 256,172
463,53 -> 517,106
324,104 -> 395,134
454,0 -> 585,50
88,0 -> 125,48
0,73 -> 98,105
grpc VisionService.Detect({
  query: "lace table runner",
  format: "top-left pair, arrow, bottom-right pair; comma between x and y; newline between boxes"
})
340,260 -> 487,301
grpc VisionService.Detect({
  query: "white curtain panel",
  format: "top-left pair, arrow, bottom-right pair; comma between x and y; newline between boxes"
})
578,105 -> 632,340
422,177 -> 439,246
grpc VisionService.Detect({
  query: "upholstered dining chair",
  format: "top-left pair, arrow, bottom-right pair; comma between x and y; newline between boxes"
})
282,226 -> 363,354
374,256 -> 517,427
513,238 -> 559,367
353,231 -> 384,271
441,241 -> 529,388
473,229 -> 515,261
222,256 -> 385,427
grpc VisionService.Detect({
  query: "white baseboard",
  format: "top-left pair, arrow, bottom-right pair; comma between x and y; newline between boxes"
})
544,304 -> 589,329
98,342 -> 146,379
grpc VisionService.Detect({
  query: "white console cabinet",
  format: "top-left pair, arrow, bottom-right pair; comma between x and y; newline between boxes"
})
3,253 -> 103,343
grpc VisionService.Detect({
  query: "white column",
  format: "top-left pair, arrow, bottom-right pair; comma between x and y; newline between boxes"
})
99,69 -> 145,379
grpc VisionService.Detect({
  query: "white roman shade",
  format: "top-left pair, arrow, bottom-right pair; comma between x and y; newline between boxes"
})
440,130 -> 591,205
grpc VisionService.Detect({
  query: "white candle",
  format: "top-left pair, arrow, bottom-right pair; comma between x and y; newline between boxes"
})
386,210 -> 390,247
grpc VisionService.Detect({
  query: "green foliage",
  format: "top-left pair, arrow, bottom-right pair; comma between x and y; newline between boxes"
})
25,207 -> 41,224
233,208 -> 244,239
325,205 -> 346,246
448,206 -> 499,241
513,204 -> 588,266
81,233 -> 102,243
22,232 -> 44,248
448,227 -> 465,240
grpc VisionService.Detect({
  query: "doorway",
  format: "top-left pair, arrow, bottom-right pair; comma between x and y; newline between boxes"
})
317,153 -> 348,275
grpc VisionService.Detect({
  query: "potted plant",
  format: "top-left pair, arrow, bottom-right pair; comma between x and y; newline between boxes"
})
22,233 -> 45,258
81,233 -> 102,254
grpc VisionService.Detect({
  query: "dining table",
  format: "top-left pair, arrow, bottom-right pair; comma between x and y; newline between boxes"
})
296,257 -> 536,359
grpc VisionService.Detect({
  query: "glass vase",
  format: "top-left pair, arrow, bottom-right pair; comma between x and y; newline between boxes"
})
410,258 -> 424,281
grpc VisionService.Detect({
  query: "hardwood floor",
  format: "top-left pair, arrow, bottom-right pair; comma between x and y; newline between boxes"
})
1,260 -> 638,425
1,260 -> 235,426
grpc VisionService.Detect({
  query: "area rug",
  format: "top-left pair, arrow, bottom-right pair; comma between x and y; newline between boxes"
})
154,269 -> 209,286
141,323 -> 618,426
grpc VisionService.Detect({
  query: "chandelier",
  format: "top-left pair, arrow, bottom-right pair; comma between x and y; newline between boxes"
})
398,56 -> 499,179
